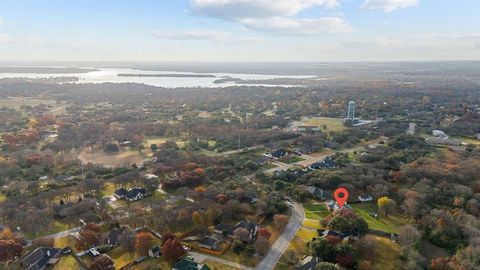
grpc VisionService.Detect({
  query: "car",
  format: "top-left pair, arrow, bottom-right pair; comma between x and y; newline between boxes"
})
89,248 -> 100,257
369,212 -> 378,219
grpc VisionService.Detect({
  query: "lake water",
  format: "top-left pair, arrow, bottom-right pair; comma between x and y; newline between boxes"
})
0,67 -> 315,88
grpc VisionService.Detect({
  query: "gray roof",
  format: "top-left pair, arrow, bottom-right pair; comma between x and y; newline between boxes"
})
22,247 -> 59,270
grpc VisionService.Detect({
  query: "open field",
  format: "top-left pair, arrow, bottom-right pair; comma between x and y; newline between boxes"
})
303,203 -> 329,220
108,247 -> 137,269
358,236 -> 403,270
300,117 -> 348,132
0,97 -> 58,108
351,202 -> 407,234
144,136 -> 187,150
203,260 -> 241,270
78,148 -> 146,168
52,255 -> 81,270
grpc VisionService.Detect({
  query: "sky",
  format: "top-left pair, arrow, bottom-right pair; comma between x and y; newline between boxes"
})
0,0 -> 479,62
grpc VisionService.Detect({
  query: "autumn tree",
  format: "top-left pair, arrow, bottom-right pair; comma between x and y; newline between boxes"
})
135,232 -> 153,256
192,211 -> 204,226
257,228 -> 271,239
32,237 -> 55,248
398,225 -> 422,248
119,228 -> 136,253
0,240 -> 22,262
162,238 -> 186,262
76,228 -> 100,250
377,196 -> 397,217
255,237 -> 270,256
195,186 -> 206,193
90,254 -> 115,270
233,228 -> 251,243
161,232 -> 175,244
84,223 -> 101,233
274,214 -> 289,229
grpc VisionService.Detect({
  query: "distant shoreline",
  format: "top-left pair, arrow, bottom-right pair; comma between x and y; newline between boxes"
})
0,67 -> 98,74
118,73 -> 216,78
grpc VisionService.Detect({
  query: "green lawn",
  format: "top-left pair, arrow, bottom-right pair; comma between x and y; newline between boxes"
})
303,219 -> 322,229
303,203 -> 330,220
301,117 -> 348,133
351,202 -> 407,234
108,247 -> 137,269
0,193 -> 6,203
296,227 -> 318,241
282,156 -> 306,164
52,255 -> 81,270
25,221 -> 71,239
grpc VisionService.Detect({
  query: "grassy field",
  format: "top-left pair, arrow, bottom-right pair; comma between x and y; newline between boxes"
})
108,247 -> 137,269
203,260 -> 241,270
302,219 -> 322,229
52,255 -> 81,270
358,236 -> 403,270
301,117 -> 348,132
78,148 -> 146,168
54,235 -> 77,249
214,249 -> 258,267
351,202 -> 407,234
0,97 -> 58,108
303,203 -> 329,220
282,156 -> 306,164
24,221 -> 71,239
296,227 -> 318,241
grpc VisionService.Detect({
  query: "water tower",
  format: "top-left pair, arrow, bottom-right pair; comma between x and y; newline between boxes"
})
346,101 -> 355,121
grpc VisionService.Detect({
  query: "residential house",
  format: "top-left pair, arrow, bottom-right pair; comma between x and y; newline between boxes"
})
308,156 -> 338,170
172,258 -> 212,270
21,247 -> 60,270
317,229 -> 350,240
297,126 -> 321,133
198,236 -> 220,251
304,186 -> 326,200
264,149 -> 287,160
358,195 -> 373,202
235,221 -> 259,242
114,187 -> 149,201
326,201 -> 353,212
114,188 -> 128,199
213,224 -> 234,238
143,174 -> 158,180
296,256 -> 322,270
148,245 -> 161,258
104,227 -> 123,247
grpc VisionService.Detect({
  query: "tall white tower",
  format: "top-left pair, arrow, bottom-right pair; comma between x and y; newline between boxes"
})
347,101 -> 356,120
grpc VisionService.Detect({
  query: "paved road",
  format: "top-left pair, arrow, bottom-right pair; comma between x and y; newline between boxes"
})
189,251 -> 254,270
220,145 -> 263,156
264,145 -> 366,174
255,200 -> 305,270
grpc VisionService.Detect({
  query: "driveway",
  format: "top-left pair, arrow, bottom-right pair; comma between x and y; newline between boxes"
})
255,200 -> 305,270
189,251 -> 254,270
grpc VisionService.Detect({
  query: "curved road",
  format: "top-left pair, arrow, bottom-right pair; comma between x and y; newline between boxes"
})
255,200 -> 305,270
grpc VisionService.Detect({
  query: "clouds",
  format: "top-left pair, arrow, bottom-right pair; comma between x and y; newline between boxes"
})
361,0 -> 418,12
190,0 -> 339,20
152,29 -> 230,40
152,29 -> 265,44
0,34 -> 13,44
190,0 -> 351,35
241,17 -> 353,34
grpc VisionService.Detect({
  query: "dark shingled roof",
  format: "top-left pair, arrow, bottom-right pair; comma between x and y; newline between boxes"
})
22,247 -> 60,270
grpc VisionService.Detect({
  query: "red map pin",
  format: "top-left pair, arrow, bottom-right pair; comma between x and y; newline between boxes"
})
334,188 -> 349,208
